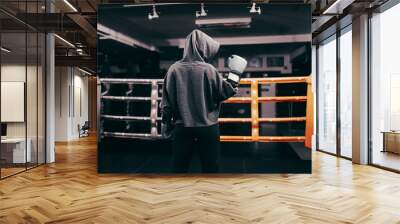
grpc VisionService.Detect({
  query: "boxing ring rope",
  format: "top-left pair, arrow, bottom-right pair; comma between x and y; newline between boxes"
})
100,78 -> 163,84
103,132 -> 162,139
223,96 -> 307,103
102,115 -> 162,121
220,76 -> 313,148
219,136 -> 306,142
101,96 -> 162,101
219,117 -> 307,123
100,76 -> 313,148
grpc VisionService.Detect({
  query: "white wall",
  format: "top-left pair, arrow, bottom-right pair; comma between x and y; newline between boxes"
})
55,67 -> 89,141
1,64 -> 37,138
72,73 -> 89,138
55,66 -> 70,141
1,63 -> 46,164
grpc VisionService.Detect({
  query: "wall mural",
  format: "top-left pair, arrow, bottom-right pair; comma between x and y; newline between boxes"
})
97,3 -> 312,173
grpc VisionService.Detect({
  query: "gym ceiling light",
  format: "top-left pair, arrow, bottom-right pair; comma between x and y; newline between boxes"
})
196,3 -> 207,18
249,2 -> 261,15
144,3 -> 265,21
195,17 -> 252,29
148,5 -> 159,20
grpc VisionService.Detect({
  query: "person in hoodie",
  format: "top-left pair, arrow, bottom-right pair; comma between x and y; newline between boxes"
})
161,29 -> 247,173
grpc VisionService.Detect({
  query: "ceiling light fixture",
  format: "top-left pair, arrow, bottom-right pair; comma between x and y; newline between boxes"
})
97,24 -> 159,52
249,2 -> 261,15
78,67 -> 93,76
322,0 -> 354,14
54,34 -> 75,48
76,48 -> 85,55
1,47 -> 11,53
196,3 -> 207,18
196,17 -> 252,29
148,5 -> 159,20
123,3 -> 185,7
63,0 -> 78,12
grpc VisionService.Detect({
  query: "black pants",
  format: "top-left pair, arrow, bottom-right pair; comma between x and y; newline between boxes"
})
172,124 -> 220,173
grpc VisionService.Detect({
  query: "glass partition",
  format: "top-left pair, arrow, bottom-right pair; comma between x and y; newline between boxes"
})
0,2 -> 46,179
1,30 -> 28,177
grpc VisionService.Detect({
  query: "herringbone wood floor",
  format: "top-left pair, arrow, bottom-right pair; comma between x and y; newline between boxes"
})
1,136 -> 400,224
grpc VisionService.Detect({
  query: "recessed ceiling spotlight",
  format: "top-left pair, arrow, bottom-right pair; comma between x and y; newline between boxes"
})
196,3 -> 207,18
148,5 -> 159,20
250,2 -> 261,15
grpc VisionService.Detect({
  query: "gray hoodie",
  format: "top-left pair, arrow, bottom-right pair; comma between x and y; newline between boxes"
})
161,29 -> 237,128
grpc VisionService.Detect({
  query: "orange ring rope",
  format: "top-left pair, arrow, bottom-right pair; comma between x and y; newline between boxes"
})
219,76 -> 313,149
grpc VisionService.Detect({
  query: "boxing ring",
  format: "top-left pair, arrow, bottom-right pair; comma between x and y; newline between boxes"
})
99,76 -> 313,149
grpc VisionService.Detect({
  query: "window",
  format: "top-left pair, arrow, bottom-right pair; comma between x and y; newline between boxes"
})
370,3 -> 400,171
317,35 -> 337,154
339,27 -> 352,158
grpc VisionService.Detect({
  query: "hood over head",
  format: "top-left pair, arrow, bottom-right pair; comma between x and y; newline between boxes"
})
181,29 -> 220,63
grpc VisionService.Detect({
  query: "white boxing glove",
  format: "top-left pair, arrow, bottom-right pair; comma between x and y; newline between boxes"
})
227,55 -> 247,87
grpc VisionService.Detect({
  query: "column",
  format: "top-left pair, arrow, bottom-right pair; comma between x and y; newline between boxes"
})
352,14 -> 369,164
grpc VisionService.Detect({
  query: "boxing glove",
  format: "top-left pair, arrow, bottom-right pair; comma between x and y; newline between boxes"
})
227,55 -> 247,87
